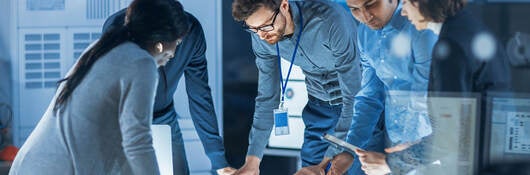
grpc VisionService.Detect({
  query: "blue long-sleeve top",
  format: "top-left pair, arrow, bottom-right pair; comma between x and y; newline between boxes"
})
103,9 -> 229,169
345,5 -> 438,149
248,0 -> 362,159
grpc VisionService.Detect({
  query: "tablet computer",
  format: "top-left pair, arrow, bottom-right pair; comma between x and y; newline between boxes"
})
322,133 -> 364,154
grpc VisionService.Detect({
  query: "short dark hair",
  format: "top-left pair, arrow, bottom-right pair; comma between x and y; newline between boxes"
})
409,0 -> 466,23
232,0 -> 281,22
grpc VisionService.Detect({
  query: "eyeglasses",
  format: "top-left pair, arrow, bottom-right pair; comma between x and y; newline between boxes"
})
243,8 -> 280,33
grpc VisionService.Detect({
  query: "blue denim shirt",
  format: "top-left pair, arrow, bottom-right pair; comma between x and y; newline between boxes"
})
103,10 -> 229,169
345,5 -> 437,148
248,0 -> 361,159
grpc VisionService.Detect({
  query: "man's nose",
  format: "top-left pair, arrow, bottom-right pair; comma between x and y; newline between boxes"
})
360,9 -> 373,22
257,30 -> 267,40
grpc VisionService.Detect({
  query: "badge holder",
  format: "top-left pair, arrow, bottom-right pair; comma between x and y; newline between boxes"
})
274,102 -> 289,136
273,9 -> 302,136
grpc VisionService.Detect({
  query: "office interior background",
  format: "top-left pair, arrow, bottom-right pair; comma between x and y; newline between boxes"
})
0,0 -> 530,174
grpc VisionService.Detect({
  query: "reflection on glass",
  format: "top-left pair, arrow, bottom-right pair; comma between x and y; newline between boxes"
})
423,94 -> 479,175
488,93 -> 530,164
383,92 -> 480,175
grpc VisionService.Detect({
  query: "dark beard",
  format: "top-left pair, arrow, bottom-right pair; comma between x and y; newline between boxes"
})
281,34 -> 294,40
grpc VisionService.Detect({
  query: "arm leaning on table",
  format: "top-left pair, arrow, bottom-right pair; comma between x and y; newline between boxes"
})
236,35 -> 282,175
182,16 -> 231,171
119,57 -> 160,175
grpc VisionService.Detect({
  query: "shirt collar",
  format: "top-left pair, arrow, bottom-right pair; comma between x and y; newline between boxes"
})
382,3 -> 406,32
285,1 -> 304,40
427,22 -> 443,35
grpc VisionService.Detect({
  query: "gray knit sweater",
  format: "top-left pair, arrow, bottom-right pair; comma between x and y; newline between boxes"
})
10,42 -> 160,175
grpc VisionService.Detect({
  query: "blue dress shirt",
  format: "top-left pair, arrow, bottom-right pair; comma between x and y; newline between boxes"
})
346,5 -> 438,148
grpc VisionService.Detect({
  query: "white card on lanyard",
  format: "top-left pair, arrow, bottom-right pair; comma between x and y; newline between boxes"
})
273,6 -> 303,136
274,104 -> 289,136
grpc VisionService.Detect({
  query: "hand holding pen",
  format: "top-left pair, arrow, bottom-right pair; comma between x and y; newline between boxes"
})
294,158 -> 331,175
326,152 -> 354,175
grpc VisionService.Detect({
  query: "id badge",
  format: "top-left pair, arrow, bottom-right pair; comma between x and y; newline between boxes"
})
273,107 -> 290,136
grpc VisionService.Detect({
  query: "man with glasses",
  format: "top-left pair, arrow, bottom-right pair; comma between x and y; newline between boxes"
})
232,0 -> 362,174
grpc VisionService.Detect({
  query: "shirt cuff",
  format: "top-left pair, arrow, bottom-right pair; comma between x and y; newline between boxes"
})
324,144 -> 344,158
208,151 -> 230,170
246,128 -> 272,160
246,142 -> 267,160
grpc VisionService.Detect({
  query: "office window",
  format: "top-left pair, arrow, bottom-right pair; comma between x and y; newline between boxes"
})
73,32 -> 101,61
24,33 -> 61,89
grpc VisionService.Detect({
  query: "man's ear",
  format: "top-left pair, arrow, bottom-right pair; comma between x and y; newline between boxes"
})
280,0 -> 290,13
155,42 -> 163,53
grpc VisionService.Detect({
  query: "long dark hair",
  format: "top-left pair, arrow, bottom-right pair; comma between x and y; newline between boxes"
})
54,0 -> 189,111
409,0 -> 466,23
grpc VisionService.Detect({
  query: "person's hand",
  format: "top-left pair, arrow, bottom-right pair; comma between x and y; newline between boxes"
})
216,166 -> 237,175
234,156 -> 260,175
354,149 -> 391,175
384,140 -> 420,153
327,152 -> 354,175
294,165 -> 325,175
294,158 -> 330,175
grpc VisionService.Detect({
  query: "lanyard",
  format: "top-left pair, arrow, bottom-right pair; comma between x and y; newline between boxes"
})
277,6 -> 304,105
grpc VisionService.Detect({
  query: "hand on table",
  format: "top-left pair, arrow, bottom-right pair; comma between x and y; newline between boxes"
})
354,149 -> 391,175
216,166 -> 237,175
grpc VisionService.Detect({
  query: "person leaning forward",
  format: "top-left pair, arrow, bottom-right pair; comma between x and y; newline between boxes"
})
231,0 -> 362,174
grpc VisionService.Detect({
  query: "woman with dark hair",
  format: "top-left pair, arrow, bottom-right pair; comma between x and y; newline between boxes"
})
401,0 -> 511,93
399,1 -> 512,174
9,0 -> 189,174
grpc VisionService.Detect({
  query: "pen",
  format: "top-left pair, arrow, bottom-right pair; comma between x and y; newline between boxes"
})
324,162 -> 332,174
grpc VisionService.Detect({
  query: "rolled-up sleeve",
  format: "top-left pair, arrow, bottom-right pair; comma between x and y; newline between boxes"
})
396,30 -> 437,144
